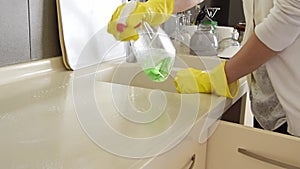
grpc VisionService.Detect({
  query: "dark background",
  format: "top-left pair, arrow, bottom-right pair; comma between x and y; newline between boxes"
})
201,0 -> 245,26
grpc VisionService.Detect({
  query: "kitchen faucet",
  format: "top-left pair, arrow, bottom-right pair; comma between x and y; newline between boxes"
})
122,0 -> 147,63
125,41 -> 137,62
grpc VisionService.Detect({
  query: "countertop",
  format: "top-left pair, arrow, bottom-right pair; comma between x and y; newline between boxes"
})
0,56 -> 248,169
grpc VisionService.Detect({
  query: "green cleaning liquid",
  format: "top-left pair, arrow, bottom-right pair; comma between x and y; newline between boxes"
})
143,57 -> 174,82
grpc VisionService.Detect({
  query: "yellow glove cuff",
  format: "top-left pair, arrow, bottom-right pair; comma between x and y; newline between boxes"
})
174,61 -> 239,99
210,61 -> 240,98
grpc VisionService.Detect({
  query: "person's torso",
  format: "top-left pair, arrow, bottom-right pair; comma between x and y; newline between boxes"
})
243,0 -> 300,136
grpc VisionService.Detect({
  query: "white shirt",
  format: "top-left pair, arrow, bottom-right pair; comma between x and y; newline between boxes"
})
244,0 -> 300,136
243,0 -> 285,131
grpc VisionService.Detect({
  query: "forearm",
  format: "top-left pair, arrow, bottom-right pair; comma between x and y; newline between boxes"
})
174,0 -> 203,12
225,33 -> 277,83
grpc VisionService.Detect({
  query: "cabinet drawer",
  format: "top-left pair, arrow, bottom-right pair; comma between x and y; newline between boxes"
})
143,117 -> 209,169
143,134 -> 206,169
206,121 -> 300,169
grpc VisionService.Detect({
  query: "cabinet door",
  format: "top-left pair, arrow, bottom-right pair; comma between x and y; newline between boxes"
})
206,121 -> 300,169
144,118 -> 208,169
143,135 -> 206,169
0,0 -> 31,66
29,0 -> 61,60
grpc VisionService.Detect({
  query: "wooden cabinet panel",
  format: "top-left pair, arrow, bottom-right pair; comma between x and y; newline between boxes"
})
206,121 -> 300,169
0,0 -> 61,67
144,119 -> 208,169
143,135 -> 206,169
0,0 -> 30,66
28,0 -> 61,60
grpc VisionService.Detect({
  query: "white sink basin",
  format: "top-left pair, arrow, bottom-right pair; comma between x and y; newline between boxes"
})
71,54 -> 245,156
70,55 -> 224,149
70,55 -> 224,158
95,55 -> 222,93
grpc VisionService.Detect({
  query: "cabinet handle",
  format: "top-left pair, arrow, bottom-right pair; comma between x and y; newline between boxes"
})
184,154 -> 196,169
238,148 -> 300,169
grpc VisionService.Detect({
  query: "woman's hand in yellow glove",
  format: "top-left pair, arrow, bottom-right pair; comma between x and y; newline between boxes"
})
174,68 -> 212,94
107,0 -> 174,41
174,61 -> 240,98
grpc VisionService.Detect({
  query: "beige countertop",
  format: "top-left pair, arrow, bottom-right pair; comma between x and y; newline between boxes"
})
0,56 -> 248,169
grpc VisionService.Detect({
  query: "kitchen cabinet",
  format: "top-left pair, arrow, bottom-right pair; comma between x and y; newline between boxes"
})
0,0 -> 60,67
144,135 -> 205,169
206,121 -> 300,169
0,0 -> 31,66
28,0 -> 61,60
6,56 -> 299,169
143,119 -> 300,169
209,0 -> 244,26
221,96 -> 247,124
144,117 -> 207,169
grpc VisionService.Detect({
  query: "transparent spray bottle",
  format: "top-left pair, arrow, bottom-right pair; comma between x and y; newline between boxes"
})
130,22 -> 175,82
120,1 -> 176,82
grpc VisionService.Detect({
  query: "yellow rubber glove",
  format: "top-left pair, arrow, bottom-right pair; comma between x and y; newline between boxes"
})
108,0 -> 174,41
174,61 -> 240,98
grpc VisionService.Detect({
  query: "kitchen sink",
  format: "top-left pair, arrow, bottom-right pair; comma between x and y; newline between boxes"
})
95,54 -> 223,93
71,54 -> 245,146
70,55 -> 224,141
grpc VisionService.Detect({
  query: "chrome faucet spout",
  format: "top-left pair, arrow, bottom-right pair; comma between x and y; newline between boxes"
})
125,42 -> 137,63
121,0 -> 147,63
